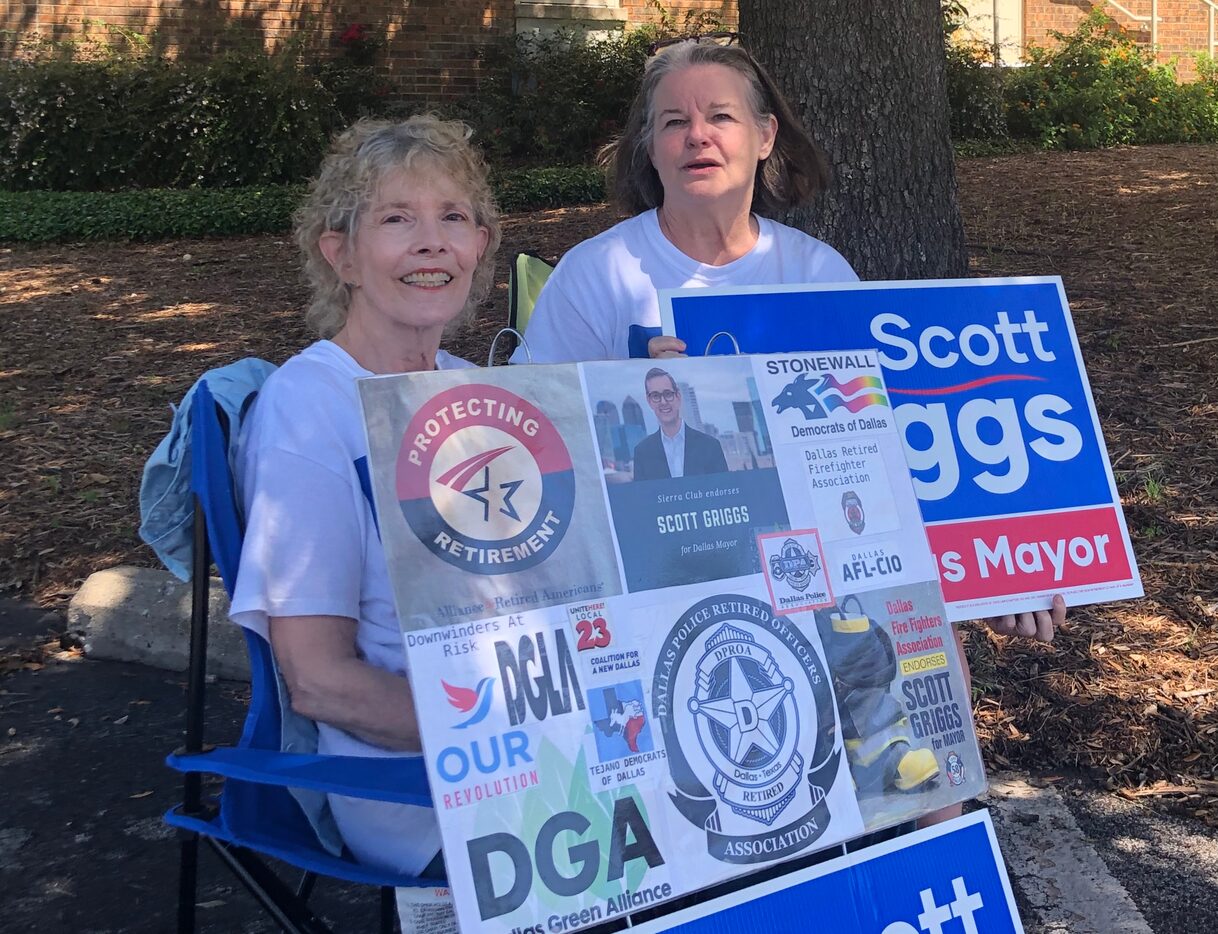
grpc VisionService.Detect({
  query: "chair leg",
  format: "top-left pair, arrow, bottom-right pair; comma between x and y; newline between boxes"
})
207,839 -> 335,934
177,832 -> 200,934
380,886 -> 397,934
296,871 -> 318,903
178,500 -> 213,934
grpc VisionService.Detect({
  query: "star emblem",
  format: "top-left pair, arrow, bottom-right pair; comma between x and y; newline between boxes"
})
692,658 -> 792,762
462,466 -> 523,522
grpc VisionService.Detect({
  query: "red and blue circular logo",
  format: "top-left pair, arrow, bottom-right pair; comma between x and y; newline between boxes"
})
396,384 -> 574,574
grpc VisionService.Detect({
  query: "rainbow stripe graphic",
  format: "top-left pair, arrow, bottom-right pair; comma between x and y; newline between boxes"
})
815,373 -> 889,413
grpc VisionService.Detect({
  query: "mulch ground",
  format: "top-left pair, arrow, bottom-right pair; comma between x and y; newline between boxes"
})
2,144 -> 1216,817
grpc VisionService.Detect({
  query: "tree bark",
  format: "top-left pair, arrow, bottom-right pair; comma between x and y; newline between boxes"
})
741,0 -> 968,279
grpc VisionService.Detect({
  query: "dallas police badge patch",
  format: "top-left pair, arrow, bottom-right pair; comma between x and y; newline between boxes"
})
652,594 -> 843,864
768,538 -> 820,593
757,530 -> 833,615
395,384 -> 575,574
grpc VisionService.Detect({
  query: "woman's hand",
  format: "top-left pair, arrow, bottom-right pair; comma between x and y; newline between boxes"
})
981,594 -> 1066,643
648,335 -> 687,359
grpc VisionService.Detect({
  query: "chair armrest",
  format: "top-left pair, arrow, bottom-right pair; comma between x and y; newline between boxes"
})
167,746 -> 433,807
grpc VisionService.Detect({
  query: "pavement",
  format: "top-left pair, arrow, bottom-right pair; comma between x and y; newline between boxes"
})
3,591 -> 1217,934
0,595 -> 379,934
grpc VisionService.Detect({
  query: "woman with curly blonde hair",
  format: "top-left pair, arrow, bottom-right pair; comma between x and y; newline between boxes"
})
229,115 -> 500,884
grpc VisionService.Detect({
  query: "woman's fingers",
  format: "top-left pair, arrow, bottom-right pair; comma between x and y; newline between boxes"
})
1039,593 -> 1067,642
983,594 -> 1066,642
648,336 -> 687,359
985,614 -> 1017,635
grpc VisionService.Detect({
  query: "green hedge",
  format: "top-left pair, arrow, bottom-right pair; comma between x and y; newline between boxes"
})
2,8 -> 728,189
0,52 -> 342,191
449,28 -> 655,166
0,167 -> 606,242
492,166 -> 606,211
1005,13 -> 1218,148
0,186 -> 304,241
949,12 -> 1218,147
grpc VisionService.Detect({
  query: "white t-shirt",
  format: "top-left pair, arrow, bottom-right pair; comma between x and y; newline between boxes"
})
513,209 -> 859,363
230,339 -> 473,875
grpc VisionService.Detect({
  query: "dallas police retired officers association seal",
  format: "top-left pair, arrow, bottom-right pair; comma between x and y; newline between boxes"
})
396,384 -> 575,574
652,594 -> 843,864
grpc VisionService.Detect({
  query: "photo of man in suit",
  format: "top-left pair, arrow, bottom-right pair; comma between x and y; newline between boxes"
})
633,368 -> 729,481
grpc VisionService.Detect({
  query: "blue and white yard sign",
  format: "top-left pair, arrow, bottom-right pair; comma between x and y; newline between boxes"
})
635,810 -> 1022,933
662,277 -> 1142,621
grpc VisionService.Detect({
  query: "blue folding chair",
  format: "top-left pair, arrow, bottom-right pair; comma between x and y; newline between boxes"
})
163,379 -> 441,934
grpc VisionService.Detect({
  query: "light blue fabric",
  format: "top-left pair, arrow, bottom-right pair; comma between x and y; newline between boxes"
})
138,358 -> 277,581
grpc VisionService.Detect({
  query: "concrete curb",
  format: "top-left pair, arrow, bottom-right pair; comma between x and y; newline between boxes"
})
984,773 -> 1154,933
67,565 -> 250,681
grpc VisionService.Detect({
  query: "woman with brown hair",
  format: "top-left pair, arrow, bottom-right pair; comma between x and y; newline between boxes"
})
516,36 -> 858,363
517,38 -> 1063,829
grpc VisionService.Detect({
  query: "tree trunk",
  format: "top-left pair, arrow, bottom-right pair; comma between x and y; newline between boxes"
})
741,0 -> 968,279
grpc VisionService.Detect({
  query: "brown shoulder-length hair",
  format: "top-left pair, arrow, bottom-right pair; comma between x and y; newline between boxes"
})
601,41 -> 830,218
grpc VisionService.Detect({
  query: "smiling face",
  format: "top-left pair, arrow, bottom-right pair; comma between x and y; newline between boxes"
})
648,63 -> 777,213
645,372 -> 683,434
325,163 -> 489,337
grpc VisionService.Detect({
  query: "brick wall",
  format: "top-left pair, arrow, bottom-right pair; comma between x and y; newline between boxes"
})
10,2 -> 1208,96
3,0 -> 517,100
1025,0 -> 1216,79
620,0 -> 737,31
3,1 -> 742,99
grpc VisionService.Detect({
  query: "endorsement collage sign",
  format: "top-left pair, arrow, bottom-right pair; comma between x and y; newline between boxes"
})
662,277 -> 1143,621
359,355 -> 986,934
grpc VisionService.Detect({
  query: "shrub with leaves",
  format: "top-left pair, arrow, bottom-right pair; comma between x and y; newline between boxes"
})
0,186 -> 305,240
0,49 -> 341,191
309,60 -> 393,123
0,167 -> 606,242
945,41 -> 1008,141
454,5 -> 722,165
451,28 -> 655,165
491,165 -> 604,210
940,1 -> 1008,141
1005,11 -> 1218,148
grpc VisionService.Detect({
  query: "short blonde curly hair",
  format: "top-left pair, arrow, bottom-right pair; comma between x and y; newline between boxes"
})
294,115 -> 502,338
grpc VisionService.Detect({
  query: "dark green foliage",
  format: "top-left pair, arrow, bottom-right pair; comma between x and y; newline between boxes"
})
450,4 -> 721,165
308,61 -> 394,123
1003,12 -> 1218,148
4,7 -> 1215,213
0,167 -> 606,242
945,43 -> 1009,141
491,166 -> 605,210
943,9 -> 1218,147
941,0 -> 1007,144
0,186 -> 305,240
941,0 -> 1008,141
0,51 -> 342,191
450,28 -> 657,165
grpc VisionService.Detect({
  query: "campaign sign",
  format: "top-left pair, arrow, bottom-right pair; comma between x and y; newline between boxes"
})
630,811 -> 1022,933
360,354 -> 987,934
663,277 -> 1142,620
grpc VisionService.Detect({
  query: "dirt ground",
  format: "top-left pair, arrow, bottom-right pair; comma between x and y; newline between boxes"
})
1,143 -> 1215,808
